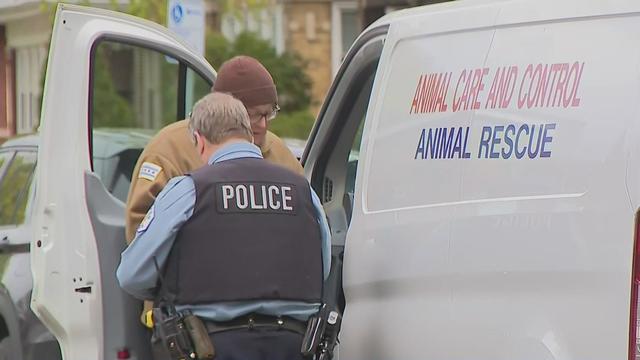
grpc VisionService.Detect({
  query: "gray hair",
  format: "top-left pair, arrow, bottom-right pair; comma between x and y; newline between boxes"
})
188,92 -> 253,144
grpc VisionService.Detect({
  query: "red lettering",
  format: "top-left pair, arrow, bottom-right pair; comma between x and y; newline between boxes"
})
527,64 -> 543,109
562,62 -> 580,108
535,64 -> 550,108
552,63 -> 569,107
429,73 -> 442,113
485,67 -> 502,109
467,70 -> 480,110
459,70 -> 473,111
571,62 -> 584,107
500,66 -> 518,108
432,73 -> 442,112
544,64 -> 563,107
440,72 -> 451,112
472,68 -> 489,110
419,74 -> 431,113
428,73 -> 438,111
518,64 -> 533,109
410,75 -> 423,114
486,66 -> 517,109
453,70 -> 467,112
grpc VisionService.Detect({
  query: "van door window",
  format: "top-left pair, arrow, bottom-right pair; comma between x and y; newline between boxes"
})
0,151 -> 36,226
344,119 -> 364,212
89,40 -> 212,202
185,67 -> 212,117
303,31 -> 385,312
308,36 -> 383,234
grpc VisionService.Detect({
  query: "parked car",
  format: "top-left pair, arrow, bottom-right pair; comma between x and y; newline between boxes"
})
0,130 -> 151,360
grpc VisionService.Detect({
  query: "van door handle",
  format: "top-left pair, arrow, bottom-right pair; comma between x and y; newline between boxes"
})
74,286 -> 92,294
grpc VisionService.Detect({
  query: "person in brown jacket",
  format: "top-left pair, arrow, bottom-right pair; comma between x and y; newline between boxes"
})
125,55 -> 303,243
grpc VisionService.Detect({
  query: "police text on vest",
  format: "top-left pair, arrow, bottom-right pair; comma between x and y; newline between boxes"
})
216,182 -> 297,214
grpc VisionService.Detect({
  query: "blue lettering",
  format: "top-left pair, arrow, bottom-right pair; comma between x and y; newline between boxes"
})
515,124 -> 529,159
490,125 -> 504,159
540,123 -> 555,158
502,124 -> 516,159
415,129 -> 426,159
433,128 -> 442,159
527,124 -> 543,158
478,126 -> 492,158
439,127 -> 455,159
414,123 -> 554,161
425,128 -> 439,159
451,127 -> 463,158
463,127 -> 471,158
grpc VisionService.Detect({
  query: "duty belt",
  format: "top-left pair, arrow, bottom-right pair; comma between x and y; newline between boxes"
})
204,314 -> 307,335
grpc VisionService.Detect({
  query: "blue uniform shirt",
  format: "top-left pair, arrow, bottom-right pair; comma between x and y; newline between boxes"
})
117,142 -> 331,321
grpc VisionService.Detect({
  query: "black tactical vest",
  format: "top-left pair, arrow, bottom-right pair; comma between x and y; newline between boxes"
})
164,157 -> 323,305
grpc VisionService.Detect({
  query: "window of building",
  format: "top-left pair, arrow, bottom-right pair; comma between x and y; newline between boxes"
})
15,45 -> 47,134
332,1 -> 359,76
0,151 -> 37,226
221,5 -> 285,55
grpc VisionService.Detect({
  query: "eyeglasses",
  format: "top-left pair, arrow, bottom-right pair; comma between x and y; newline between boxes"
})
248,105 -> 280,125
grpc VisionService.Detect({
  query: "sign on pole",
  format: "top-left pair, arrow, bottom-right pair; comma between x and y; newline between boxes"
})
167,0 -> 205,57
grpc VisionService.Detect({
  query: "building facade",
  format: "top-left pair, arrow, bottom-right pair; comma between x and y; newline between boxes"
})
0,0 -> 123,139
0,1 -> 51,138
219,0 -> 360,115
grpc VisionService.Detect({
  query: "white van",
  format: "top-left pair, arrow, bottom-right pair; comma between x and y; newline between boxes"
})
32,1 -> 640,359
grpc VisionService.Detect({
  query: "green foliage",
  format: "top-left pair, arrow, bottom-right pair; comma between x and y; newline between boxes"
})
205,31 -> 314,139
269,110 -> 315,140
206,32 -> 312,113
126,0 -> 167,23
205,30 -> 231,69
91,47 -> 136,128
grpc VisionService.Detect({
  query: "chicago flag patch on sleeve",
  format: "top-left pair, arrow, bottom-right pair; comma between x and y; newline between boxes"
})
137,206 -> 155,234
139,162 -> 162,181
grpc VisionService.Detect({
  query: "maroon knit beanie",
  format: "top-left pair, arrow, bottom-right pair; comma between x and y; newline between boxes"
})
212,55 -> 278,108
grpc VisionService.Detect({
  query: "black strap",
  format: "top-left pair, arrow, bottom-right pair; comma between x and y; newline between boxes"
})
153,257 -> 176,308
204,314 -> 307,335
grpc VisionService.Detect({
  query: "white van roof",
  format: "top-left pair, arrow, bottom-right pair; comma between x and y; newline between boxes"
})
367,0 -> 640,35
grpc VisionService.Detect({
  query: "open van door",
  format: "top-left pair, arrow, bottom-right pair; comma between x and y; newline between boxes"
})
31,4 -> 214,360
303,25 -> 388,360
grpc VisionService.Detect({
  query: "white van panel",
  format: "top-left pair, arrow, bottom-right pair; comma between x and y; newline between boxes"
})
341,5 -> 640,360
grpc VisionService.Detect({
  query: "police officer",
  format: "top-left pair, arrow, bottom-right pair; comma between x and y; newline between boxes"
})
125,55 -> 303,243
117,92 -> 330,360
